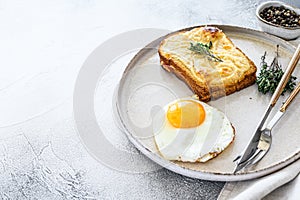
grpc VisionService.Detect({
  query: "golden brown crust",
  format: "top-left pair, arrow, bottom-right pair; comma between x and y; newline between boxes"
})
158,26 -> 257,102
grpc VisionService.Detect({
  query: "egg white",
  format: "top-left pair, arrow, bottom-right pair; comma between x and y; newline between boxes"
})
153,98 -> 234,162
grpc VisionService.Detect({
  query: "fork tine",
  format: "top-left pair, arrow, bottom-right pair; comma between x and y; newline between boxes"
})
233,149 -> 261,173
244,149 -> 265,168
243,134 -> 271,168
233,148 -> 267,173
247,149 -> 268,166
233,163 -> 245,174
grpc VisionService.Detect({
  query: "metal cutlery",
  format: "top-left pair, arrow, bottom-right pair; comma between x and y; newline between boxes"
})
236,82 -> 300,171
233,44 -> 300,173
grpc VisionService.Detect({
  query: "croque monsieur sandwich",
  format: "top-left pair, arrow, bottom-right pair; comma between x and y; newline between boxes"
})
158,26 -> 257,102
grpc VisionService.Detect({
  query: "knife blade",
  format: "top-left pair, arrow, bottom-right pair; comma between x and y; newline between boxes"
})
233,105 -> 272,173
233,44 -> 300,174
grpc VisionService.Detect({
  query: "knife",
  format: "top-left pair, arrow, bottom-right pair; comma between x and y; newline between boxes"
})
233,44 -> 300,173
266,81 -> 300,131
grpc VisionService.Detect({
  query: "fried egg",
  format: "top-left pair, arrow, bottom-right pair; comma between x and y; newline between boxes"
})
153,97 -> 235,162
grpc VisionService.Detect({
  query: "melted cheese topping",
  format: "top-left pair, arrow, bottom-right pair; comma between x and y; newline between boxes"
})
161,27 -> 252,87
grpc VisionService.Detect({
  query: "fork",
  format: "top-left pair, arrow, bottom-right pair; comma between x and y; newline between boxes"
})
242,82 -> 300,168
234,44 -> 300,173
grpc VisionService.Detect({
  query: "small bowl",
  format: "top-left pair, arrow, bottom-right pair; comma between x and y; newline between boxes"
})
256,1 -> 300,40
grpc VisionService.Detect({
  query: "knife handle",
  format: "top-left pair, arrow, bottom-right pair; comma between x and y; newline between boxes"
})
270,44 -> 300,107
280,82 -> 300,112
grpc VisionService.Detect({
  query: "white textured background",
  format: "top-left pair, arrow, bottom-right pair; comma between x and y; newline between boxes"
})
0,0 -> 299,199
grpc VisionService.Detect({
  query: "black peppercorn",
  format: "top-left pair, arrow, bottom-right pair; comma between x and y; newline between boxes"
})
260,6 -> 300,28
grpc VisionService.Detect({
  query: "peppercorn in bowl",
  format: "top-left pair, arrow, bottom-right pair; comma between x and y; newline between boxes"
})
256,1 -> 300,40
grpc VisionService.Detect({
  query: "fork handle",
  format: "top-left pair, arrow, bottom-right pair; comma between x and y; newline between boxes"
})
280,82 -> 300,112
270,44 -> 300,107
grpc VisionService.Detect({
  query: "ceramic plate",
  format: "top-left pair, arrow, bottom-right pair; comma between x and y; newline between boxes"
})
116,25 -> 300,181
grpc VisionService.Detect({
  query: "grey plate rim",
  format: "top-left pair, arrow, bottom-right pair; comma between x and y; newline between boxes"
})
115,24 -> 300,182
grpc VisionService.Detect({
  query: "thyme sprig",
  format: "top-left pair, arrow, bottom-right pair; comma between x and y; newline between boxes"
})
188,41 -> 223,62
256,45 -> 297,95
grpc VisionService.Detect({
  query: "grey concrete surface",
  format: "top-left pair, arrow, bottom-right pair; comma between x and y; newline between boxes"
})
0,0 -> 299,199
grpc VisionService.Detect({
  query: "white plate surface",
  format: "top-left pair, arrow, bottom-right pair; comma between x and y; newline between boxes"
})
116,25 -> 300,181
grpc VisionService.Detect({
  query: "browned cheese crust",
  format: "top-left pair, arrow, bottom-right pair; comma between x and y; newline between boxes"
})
158,26 -> 257,102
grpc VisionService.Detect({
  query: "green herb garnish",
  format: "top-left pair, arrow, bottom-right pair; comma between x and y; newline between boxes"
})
188,41 -> 223,62
256,45 -> 297,95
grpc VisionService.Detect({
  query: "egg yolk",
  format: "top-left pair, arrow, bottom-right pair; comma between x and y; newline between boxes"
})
166,100 -> 206,128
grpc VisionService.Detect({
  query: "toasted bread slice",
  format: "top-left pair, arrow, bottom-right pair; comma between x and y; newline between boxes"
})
158,26 -> 257,102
